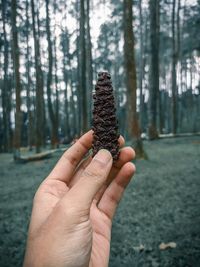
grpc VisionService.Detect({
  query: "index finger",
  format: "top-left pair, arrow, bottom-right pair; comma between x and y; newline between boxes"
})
47,130 -> 93,183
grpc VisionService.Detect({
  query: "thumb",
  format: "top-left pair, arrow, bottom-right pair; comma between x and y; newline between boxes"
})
66,149 -> 113,208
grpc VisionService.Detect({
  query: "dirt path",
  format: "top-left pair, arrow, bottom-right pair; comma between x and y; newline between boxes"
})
0,136 -> 200,267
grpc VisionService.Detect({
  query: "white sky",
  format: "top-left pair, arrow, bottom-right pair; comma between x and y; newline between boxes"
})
38,0 -> 112,50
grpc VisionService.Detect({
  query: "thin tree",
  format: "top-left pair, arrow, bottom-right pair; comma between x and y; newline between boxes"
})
79,0 -> 88,132
86,0 -> 93,126
2,0 -> 11,152
53,0 -> 59,144
148,0 -> 160,139
123,0 -> 145,157
11,0 -> 22,158
25,0 -> 34,150
31,0 -> 44,153
46,0 -> 59,147
139,0 -> 145,132
61,30 -> 70,138
171,0 -> 178,134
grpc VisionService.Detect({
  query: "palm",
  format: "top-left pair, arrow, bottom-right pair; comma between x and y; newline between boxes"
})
26,132 -> 135,267
35,176 -> 112,265
38,175 -> 112,248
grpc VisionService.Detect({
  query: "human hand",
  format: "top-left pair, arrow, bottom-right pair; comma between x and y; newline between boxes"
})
23,130 -> 135,267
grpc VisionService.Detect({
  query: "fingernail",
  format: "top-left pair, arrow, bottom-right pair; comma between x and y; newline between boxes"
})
94,149 -> 112,165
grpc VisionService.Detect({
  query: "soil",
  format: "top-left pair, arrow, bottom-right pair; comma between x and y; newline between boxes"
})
0,136 -> 200,267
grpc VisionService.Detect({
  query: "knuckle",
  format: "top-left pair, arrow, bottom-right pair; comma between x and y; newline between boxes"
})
107,192 -> 119,205
62,152 -> 77,166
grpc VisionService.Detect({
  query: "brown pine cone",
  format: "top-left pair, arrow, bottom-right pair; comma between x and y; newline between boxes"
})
92,71 -> 120,160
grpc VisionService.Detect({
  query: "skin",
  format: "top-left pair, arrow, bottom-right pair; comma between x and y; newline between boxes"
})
23,130 -> 136,267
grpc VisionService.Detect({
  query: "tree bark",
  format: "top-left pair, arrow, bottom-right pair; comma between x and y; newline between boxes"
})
54,40 -> 59,146
171,0 -> 178,134
61,30 -> 70,139
36,1 -> 46,146
53,0 -> 59,145
79,0 -> 88,132
86,0 -> 93,127
31,0 -> 44,153
139,0 -> 145,132
26,0 -> 34,150
11,0 -> 22,157
123,0 -> 145,158
2,0 -> 11,152
148,0 -> 160,139
46,0 -> 59,148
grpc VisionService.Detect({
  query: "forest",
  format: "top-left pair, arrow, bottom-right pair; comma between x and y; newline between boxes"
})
0,0 -> 199,156
0,1 -> 200,267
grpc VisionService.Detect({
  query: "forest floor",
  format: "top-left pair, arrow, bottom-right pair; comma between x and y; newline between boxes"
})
0,136 -> 200,267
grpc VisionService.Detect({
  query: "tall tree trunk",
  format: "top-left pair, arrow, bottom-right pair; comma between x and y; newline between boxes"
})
75,0 -> 81,135
157,4 -> 162,135
61,30 -> 70,139
54,40 -> 59,145
11,0 -> 22,158
53,0 -> 59,144
139,0 -> 145,132
46,0 -> 59,148
171,0 -> 178,134
148,0 -> 160,139
36,2 -> 46,146
179,0 -> 185,132
70,78 -> 77,138
26,0 -> 34,150
86,0 -> 93,127
31,0 -> 44,153
123,0 -> 145,158
79,0 -> 88,132
2,0 -> 11,152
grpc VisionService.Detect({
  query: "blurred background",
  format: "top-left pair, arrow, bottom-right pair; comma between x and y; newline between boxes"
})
0,0 -> 200,266
0,0 -> 199,155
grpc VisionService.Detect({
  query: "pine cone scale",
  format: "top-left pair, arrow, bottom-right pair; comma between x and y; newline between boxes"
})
92,71 -> 120,161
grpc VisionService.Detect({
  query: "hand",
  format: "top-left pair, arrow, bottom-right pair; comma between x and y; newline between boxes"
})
23,130 -> 135,267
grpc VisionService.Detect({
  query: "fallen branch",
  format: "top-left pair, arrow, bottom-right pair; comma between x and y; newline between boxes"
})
159,132 -> 200,139
15,150 -> 55,163
142,132 -> 200,140
15,146 -> 69,163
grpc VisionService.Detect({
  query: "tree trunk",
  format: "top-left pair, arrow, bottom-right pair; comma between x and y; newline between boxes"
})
86,0 -> 93,127
61,31 -> 70,139
148,0 -> 160,139
11,0 -> 22,158
79,0 -> 88,132
26,0 -> 34,150
123,0 -> 145,158
54,40 -> 59,146
2,0 -> 11,152
31,0 -> 44,153
36,2 -> 46,147
75,0 -> 81,135
53,0 -> 59,143
45,0 -> 59,148
171,0 -> 178,134
139,0 -> 145,132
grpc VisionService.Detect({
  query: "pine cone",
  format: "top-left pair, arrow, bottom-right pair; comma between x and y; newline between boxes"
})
92,71 -> 120,160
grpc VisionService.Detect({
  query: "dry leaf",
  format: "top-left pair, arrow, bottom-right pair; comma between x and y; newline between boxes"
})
159,242 -> 177,250
133,244 -> 145,252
